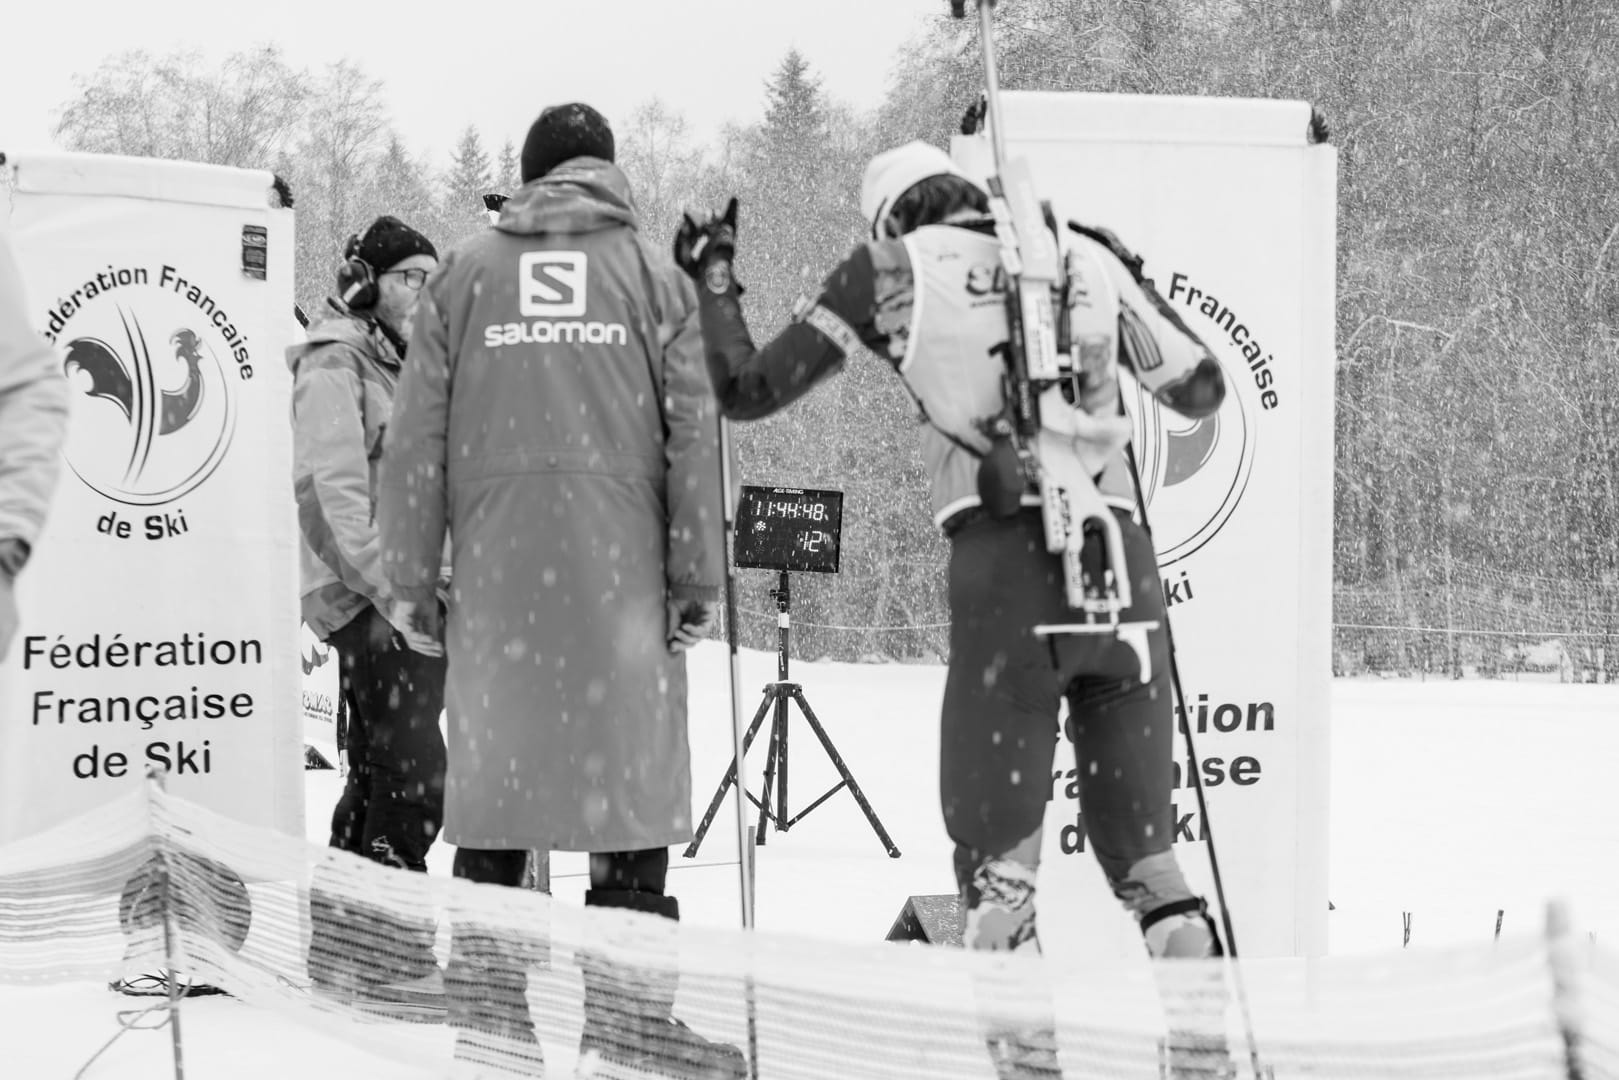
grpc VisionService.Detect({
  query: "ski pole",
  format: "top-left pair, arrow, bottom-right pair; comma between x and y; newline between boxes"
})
1119,403 -> 1270,1080
716,415 -> 756,929
715,414 -> 762,1080
968,0 -> 1008,170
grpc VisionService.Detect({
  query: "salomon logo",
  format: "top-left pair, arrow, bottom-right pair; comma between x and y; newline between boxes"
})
493,250 -> 629,348
520,251 -> 587,317
484,320 -> 628,347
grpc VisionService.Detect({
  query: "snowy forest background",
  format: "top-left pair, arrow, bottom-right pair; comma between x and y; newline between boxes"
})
41,0 -> 1619,678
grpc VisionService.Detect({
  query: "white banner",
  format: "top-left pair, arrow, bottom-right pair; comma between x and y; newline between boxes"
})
0,153 -> 303,844
954,93 -> 1336,960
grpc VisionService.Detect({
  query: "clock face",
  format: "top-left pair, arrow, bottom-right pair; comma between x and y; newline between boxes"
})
734,487 -> 844,575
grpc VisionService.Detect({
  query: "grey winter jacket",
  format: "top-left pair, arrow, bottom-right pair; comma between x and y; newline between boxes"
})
287,305 -> 407,639
377,158 -> 724,851
0,231 -> 68,556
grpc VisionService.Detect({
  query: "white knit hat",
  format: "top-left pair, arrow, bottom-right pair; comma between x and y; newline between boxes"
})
860,141 -> 974,239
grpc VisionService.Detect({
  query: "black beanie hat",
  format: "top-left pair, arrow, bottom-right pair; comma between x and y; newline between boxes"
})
521,103 -> 615,182
352,215 -> 437,272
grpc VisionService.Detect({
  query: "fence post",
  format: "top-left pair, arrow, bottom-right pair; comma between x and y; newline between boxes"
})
146,766 -> 187,1080
1545,899 -> 1586,1080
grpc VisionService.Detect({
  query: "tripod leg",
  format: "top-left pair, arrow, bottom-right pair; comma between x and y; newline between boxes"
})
684,692 -> 774,858
755,693 -> 784,846
774,683 -> 790,834
791,690 -> 902,858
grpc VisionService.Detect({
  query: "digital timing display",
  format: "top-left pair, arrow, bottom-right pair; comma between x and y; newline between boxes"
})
734,486 -> 843,575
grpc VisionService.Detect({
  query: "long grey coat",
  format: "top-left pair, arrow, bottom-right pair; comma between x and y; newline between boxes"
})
377,160 -> 723,851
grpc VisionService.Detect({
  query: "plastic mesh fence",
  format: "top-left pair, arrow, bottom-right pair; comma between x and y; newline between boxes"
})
1,782 -> 1610,1080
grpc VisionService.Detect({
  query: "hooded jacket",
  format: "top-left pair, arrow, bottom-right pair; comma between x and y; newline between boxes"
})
287,303 -> 407,639
0,230 -> 69,558
377,158 -> 723,851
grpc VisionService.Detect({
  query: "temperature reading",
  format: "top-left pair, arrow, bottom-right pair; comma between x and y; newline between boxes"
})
734,486 -> 843,575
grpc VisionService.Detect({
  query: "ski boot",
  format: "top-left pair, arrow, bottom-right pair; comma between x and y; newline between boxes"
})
574,890 -> 746,1080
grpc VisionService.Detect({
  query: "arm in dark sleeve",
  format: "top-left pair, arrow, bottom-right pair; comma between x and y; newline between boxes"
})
695,243 -> 904,421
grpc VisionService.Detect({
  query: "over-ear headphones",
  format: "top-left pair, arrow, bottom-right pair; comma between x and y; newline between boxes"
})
337,222 -> 380,310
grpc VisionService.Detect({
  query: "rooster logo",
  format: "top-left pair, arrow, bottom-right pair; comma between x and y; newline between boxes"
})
62,306 -> 235,506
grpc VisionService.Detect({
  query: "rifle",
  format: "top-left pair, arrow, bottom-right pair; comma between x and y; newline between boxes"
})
951,0 -> 1153,677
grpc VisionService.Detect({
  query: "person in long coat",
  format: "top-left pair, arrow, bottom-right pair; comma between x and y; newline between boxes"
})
376,103 -> 744,1080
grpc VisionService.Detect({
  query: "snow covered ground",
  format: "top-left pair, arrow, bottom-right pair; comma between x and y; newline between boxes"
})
6,645 -> 1617,1078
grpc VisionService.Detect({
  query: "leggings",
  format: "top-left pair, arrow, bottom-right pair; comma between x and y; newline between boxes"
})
940,507 -> 1176,890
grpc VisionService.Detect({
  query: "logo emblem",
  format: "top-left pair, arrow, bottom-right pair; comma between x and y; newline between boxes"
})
62,304 -> 237,507
1126,352 -> 1255,567
519,251 -> 587,317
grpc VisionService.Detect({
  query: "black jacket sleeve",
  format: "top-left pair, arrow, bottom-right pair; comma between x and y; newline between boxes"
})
695,243 -> 903,421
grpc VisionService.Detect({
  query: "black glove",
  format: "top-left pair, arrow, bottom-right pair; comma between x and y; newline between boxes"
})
960,94 -> 987,136
1307,107 -> 1331,145
674,197 -> 740,288
0,538 -> 30,581
1067,220 -> 1146,285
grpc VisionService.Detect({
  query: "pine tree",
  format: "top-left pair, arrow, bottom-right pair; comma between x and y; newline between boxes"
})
371,136 -> 433,218
496,137 -> 520,194
444,125 -> 493,224
760,49 -> 828,168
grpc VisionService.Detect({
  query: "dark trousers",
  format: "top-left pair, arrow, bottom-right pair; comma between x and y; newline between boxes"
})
941,507 -> 1174,880
328,604 -> 447,871
307,604 -> 448,989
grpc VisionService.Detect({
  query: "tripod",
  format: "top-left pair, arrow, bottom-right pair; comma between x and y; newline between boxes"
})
685,570 -> 900,859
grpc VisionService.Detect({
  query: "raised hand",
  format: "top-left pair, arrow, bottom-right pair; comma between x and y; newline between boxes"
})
673,197 -> 740,285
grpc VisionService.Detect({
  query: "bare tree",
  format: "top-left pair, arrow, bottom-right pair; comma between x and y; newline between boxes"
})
617,99 -> 704,246
53,46 -> 308,168
292,61 -> 389,314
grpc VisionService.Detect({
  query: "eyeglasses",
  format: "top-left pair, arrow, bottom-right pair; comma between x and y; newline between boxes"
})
382,267 -> 430,289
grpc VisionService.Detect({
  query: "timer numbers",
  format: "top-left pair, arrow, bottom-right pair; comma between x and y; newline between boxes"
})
760,499 -> 827,522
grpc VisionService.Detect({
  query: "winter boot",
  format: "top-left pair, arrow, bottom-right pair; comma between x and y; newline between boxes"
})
447,922 -> 544,1076
1143,898 -> 1236,1080
985,1027 -> 1064,1080
575,889 -> 747,1080
958,839 -> 1065,1080
306,861 -> 441,1013
355,966 -> 448,1025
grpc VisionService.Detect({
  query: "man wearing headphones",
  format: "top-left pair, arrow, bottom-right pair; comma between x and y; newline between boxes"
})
288,216 -> 449,1012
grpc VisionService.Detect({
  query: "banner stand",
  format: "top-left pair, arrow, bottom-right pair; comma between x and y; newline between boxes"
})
1,152 -> 303,848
